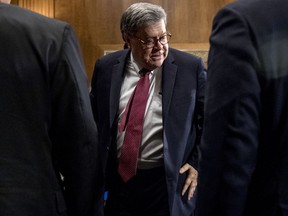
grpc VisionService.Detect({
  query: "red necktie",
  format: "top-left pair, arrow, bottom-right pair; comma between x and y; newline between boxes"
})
118,69 -> 150,182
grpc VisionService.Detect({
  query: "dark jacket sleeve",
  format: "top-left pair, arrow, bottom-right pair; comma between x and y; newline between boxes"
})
50,25 -> 100,216
189,59 -> 206,169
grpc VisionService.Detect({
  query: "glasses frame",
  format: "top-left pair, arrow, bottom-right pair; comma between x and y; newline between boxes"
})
133,32 -> 172,48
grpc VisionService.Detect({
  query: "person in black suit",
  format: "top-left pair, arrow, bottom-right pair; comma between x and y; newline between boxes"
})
0,1 -> 99,216
90,2 -> 206,216
196,0 -> 288,215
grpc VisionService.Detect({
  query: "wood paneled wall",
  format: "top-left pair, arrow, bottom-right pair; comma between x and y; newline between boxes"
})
18,0 -> 54,18
14,0 -> 234,81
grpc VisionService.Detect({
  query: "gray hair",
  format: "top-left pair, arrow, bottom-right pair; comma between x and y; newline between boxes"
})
120,2 -> 167,38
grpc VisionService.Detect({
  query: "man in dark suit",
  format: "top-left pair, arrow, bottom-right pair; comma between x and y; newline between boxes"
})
196,0 -> 288,215
90,2 -> 206,216
0,2 -> 99,216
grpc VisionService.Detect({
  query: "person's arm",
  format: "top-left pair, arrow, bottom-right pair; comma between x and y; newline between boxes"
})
180,58 -> 206,200
50,24 -> 99,216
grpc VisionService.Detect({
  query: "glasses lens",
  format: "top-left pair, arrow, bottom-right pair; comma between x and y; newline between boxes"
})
159,35 -> 169,44
145,39 -> 155,48
140,33 -> 171,48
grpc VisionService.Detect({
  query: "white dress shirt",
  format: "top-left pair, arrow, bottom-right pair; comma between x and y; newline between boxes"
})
117,54 -> 164,169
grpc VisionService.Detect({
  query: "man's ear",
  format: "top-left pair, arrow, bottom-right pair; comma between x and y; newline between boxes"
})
124,36 -> 131,49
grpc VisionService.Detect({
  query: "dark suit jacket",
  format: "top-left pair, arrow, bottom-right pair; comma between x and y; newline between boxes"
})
90,47 -> 206,215
0,4 -> 99,216
197,0 -> 288,215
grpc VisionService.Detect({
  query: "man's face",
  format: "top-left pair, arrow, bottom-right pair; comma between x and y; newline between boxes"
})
127,19 -> 169,71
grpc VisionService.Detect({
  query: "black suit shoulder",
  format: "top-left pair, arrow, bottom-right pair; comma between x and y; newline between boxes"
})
1,4 -> 79,78
168,47 -> 202,64
96,49 -> 130,66
3,4 -> 68,32
167,47 -> 204,73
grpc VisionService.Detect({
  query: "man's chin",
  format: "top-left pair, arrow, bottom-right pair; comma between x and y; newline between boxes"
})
150,58 -> 164,67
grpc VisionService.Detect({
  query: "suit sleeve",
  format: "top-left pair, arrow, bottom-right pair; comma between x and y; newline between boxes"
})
188,59 -> 206,169
196,7 -> 261,216
49,25 -> 99,216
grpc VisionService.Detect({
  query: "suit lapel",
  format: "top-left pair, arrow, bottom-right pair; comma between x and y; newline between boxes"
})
162,52 -> 177,123
109,52 -> 129,128
109,50 -> 177,128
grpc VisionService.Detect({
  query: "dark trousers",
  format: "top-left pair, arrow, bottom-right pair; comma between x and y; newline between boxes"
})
105,166 -> 170,216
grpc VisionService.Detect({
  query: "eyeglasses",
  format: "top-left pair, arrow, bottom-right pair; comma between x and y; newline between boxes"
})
134,33 -> 172,48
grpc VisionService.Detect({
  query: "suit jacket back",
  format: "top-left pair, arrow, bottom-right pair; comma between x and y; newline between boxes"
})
197,0 -> 288,215
0,4 -> 99,216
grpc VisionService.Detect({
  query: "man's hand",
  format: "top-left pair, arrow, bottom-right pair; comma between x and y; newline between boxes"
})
179,163 -> 198,200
